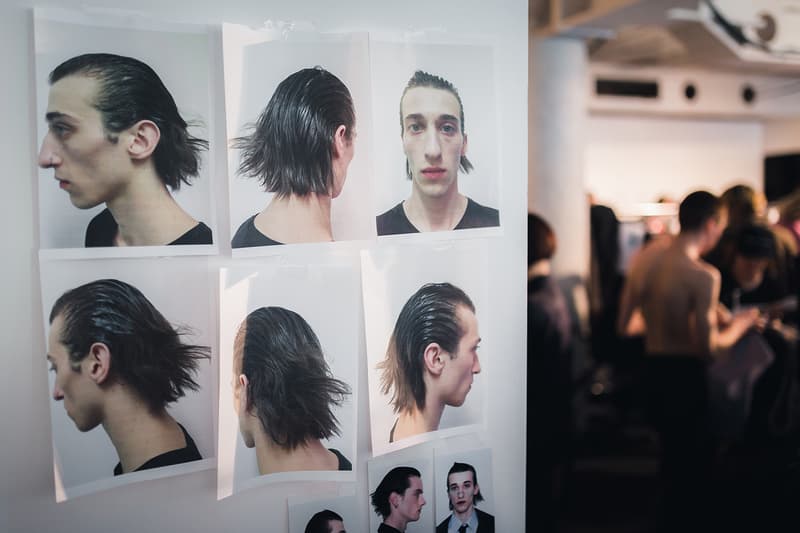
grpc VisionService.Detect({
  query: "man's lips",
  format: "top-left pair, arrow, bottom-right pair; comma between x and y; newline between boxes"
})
56,177 -> 70,189
421,167 -> 447,179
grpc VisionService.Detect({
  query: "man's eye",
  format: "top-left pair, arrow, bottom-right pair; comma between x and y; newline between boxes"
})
441,124 -> 457,134
408,123 -> 422,133
49,123 -> 70,138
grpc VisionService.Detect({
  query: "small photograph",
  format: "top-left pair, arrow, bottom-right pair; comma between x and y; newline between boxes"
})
217,261 -> 359,498
368,450 -> 434,533
370,40 -> 500,237
362,241 -> 488,456
34,8 -> 216,253
433,447 -> 495,533
288,494 -> 357,533
39,257 -> 215,501
223,25 -> 375,252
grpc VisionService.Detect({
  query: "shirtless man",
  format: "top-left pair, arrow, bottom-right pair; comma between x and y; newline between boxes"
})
618,190 -> 759,530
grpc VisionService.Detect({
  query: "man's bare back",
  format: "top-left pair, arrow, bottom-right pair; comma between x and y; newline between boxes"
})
641,244 -> 718,356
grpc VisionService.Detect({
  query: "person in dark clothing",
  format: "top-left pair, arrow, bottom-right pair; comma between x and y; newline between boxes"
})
527,213 -> 573,533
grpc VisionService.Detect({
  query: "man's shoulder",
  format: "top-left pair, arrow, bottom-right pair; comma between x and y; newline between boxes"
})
377,202 -> 418,236
435,515 -> 450,533
476,507 -> 495,523
457,198 -> 499,230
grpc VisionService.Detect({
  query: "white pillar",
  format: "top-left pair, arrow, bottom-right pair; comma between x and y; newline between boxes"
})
529,37 -> 590,279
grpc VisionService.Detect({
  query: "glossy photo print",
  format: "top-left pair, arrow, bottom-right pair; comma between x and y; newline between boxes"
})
361,240 -> 489,457
368,448 -> 434,533
433,447 -> 495,533
39,256 -> 215,501
288,494 -> 357,533
369,39 -> 501,238
34,8 -> 216,255
223,24 -> 375,254
217,260 -> 360,498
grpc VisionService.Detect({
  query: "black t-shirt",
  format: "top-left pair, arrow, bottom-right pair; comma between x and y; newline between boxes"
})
377,523 -> 403,533
329,448 -> 352,471
85,208 -> 212,247
231,214 -> 283,248
376,197 -> 499,236
113,423 -> 202,476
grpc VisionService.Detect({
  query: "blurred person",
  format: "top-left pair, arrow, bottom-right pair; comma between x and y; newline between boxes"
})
527,213 -> 573,533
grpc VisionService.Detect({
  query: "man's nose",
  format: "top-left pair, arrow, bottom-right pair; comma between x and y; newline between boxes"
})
420,495 -> 426,507
472,353 -> 482,374
38,133 -> 61,169
424,130 -> 442,160
52,381 -> 64,401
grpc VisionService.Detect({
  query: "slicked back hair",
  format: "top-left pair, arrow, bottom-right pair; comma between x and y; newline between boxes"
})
679,190 -> 723,233
49,53 -> 208,190
304,509 -> 343,533
446,462 -> 484,510
378,282 -> 475,414
233,67 -> 355,198
234,306 -> 350,450
370,466 -> 421,519
49,279 -> 209,412
400,70 -> 473,178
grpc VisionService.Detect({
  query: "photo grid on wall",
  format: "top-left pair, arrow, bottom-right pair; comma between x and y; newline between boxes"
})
34,7 -> 505,529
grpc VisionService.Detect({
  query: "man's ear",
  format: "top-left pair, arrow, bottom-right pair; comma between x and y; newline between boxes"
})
86,342 -> 112,385
127,120 -> 160,160
474,482 -> 480,497
423,342 -> 446,376
461,132 -> 468,157
237,374 -> 250,413
388,491 -> 401,510
332,124 -> 349,158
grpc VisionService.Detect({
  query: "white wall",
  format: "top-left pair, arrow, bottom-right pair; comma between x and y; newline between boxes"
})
765,118 -> 800,155
1,1 -> 528,532
585,114 -> 764,217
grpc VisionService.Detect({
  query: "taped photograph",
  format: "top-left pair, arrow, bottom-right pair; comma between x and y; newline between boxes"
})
217,260 -> 360,498
368,449 -> 434,533
433,446 -> 495,533
370,39 -> 501,238
39,256 -> 215,501
288,493 -> 358,533
34,8 -> 216,255
223,24 -> 374,253
362,241 -> 489,457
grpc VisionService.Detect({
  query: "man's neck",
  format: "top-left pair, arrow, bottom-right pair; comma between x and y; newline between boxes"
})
384,515 -> 408,532
252,434 -> 337,475
403,186 -> 467,232
393,398 -> 444,441
255,192 -> 333,244
673,232 -> 706,261
101,390 -> 185,474
453,505 -> 476,524
106,166 -> 197,246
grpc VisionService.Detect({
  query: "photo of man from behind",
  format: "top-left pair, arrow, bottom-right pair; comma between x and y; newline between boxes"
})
38,53 -> 212,247
378,282 -> 482,443
436,462 -> 494,533
231,67 -> 356,247
371,466 -> 426,533
46,279 -> 209,475
232,306 -> 352,474
304,509 -> 346,533
376,70 -> 498,235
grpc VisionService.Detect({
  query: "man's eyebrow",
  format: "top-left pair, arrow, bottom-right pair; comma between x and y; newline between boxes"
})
45,111 -> 73,123
436,114 -> 459,123
403,113 -> 426,122
46,353 -> 53,361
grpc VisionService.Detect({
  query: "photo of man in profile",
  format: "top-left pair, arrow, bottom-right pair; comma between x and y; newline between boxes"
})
38,53 -> 212,247
371,466 -> 426,533
436,462 -> 495,533
232,306 -> 352,474
46,279 -> 209,475
231,67 -> 356,247
305,509 -> 347,533
378,282 -> 482,443
376,70 -> 499,235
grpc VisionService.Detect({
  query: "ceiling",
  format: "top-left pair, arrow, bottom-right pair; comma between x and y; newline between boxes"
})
531,0 -> 800,77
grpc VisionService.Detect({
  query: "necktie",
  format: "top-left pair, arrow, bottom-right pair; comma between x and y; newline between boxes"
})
458,525 -> 468,533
